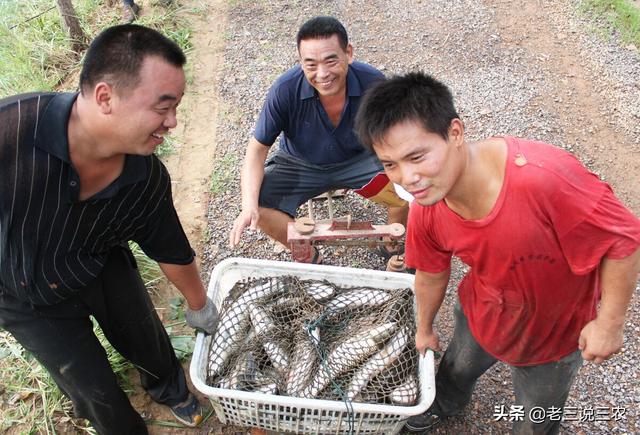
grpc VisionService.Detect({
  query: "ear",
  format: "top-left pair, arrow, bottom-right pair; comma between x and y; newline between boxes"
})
93,82 -> 114,114
346,43 -> 354,64
448,119 -> 465,148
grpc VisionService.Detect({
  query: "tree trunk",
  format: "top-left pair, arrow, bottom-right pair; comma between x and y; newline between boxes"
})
56,0 -> 87,53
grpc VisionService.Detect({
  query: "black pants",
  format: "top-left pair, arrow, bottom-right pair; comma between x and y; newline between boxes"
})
433,302 -> 583,434
0,246 -> 188,434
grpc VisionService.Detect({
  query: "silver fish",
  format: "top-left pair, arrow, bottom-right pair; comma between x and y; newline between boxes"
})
389,374 -> 418,406
285,332 -> 318,396
346,327 -> 410,400
323,289 -> 392,318
302,280 -> 336,302
263,340 -> 289,375
208,301 -> 251,375
301,322 -> 397,398
249,304 -> 276,337
238,277 -> 291,304
366,346 -> 418,392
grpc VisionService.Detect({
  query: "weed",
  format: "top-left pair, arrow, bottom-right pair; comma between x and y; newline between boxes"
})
210,153 -> 239,194
580,0 -> 640,47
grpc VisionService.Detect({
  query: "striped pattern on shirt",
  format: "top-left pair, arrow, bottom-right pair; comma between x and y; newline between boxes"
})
0,92 -> 193,305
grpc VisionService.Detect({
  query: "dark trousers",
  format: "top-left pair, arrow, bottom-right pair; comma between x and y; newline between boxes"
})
0,246 -> 189,435
432,303 -> 583,434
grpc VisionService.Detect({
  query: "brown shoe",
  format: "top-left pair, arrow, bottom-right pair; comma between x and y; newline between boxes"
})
122,3 -> 140,23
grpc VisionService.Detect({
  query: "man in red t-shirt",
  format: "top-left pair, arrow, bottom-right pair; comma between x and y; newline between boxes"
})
355,72 -> 640,434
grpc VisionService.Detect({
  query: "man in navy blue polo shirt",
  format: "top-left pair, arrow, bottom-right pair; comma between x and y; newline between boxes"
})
229,16 -> 408,262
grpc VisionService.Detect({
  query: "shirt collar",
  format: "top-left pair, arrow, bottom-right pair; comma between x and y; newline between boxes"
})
34,92 -> 147,197
300,64 -> 362,100
34,92 -> 77,162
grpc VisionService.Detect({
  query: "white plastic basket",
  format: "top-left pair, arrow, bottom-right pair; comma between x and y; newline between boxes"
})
190,258 -> 435,434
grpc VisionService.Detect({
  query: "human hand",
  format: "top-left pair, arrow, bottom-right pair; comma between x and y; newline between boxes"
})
229,208 -> 260,248
578,318 -> 624,364
185,297 -> 219,335
415,327 -> 441,356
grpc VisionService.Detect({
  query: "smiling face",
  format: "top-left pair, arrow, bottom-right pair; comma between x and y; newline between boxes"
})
298,34 -> 353,98
373,119 -> 466,206
107,55 -> 185,156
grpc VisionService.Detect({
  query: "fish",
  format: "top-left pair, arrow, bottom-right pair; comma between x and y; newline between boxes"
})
208,301 -> 252,376
285,332 -> 318,396
217,351 -> 258,390
208,278 -> 292,376
263,340 -> 289,375
365,345 -> 419,394
322,289 -> 393,319
237,276 -> 291,304
252,370 -> 279,395
249,304 -> 276,337
301,322 -> 397,398
389,374 -> 418,406
346,327 -> 410,400
301,280 -> 336,302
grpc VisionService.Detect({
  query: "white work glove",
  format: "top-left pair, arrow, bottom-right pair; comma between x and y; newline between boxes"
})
185,297 -> 219,335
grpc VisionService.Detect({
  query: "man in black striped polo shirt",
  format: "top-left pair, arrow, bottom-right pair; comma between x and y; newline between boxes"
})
0,25 -> 217,433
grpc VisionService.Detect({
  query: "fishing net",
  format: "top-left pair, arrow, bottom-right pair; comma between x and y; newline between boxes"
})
206,275 -> 419,406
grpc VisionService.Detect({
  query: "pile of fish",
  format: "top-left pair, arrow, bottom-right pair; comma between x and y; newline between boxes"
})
206,276 -> 419,406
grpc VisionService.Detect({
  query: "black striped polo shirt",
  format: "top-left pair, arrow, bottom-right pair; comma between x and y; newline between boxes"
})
0,92 -> 194,305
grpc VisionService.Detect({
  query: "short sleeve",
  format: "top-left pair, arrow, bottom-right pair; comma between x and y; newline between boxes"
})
555,185 -> 640,275
404,203 -> 452,273
253,82 -> 288,146
133,166 -> 195,265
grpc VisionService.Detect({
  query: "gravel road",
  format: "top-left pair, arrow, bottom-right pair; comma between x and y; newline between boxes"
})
201,1 -> 639,433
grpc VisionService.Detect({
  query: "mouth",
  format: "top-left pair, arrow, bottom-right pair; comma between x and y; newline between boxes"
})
150,132 -> 166,145
315,77 -> 335,88
408,186 -> 430,199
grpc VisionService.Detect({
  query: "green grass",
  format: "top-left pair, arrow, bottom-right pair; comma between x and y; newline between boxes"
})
210,152 -> 239,194
0,0 -> 196,98
581,0 -> 640,47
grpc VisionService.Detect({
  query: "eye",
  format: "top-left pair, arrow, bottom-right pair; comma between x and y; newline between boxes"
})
382,162 -> 396,170
410,153 -> 426,162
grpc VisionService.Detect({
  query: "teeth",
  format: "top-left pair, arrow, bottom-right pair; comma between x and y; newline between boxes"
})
151,133 -> 162,139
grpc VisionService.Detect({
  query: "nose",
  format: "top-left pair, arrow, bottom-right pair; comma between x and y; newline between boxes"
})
398,164 -> 419,187
316,63 -> 330,79
163,108 -> 178,129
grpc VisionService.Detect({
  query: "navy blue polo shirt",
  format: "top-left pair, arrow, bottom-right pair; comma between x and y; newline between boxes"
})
254,61 -> 384,165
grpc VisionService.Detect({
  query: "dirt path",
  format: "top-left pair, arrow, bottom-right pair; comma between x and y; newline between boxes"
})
159,0 -> 639,433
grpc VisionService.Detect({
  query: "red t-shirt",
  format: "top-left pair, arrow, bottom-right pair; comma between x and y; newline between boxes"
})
405,137 -> 640,366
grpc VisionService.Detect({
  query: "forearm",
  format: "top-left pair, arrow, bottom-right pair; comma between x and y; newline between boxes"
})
159,261 -> 207,310
241,138 -> 269,209
597,247 -> 640,327
414,268 -> 450,332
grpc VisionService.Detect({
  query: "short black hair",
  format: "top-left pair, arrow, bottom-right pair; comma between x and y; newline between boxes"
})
355,72 -> 460,150
296,16 -> 348,51
79,24 -> 186,95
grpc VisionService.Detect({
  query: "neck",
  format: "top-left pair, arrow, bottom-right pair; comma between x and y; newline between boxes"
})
68,96 -> 121,164
444,139 -> 506,220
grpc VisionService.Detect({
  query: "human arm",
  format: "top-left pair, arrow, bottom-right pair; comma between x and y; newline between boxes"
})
414,267 -> 451,355
229,137 -> 271,248
578,247 -> 640,363
159,260 -> 218,334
